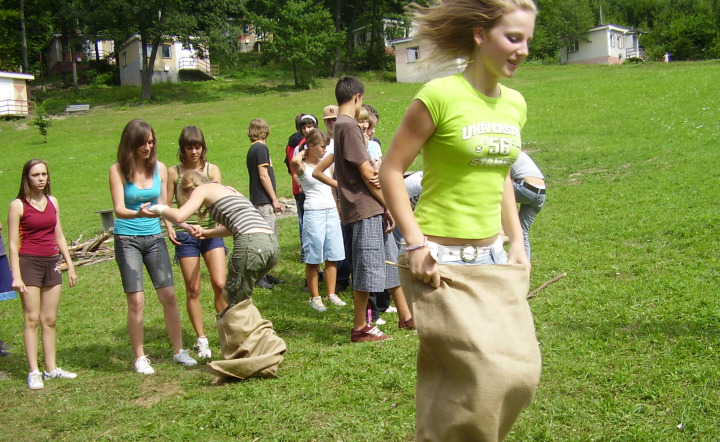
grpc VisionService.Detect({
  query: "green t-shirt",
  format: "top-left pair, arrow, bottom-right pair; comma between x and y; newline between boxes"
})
414,73 -> 525,239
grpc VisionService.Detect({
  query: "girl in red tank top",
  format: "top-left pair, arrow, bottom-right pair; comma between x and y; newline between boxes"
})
8,159 -> 77,390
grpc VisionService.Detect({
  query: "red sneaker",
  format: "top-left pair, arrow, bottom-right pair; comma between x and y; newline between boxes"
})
351,324 -> 391,342
398,317 -> 415,330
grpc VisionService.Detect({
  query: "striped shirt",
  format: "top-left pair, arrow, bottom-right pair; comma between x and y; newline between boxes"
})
209,195 -> 270,236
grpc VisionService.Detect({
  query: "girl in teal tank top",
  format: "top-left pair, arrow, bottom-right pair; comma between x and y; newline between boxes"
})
109,119 -> 197,374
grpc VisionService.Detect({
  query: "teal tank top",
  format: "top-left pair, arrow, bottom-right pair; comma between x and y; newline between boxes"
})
114,167 -> 163,236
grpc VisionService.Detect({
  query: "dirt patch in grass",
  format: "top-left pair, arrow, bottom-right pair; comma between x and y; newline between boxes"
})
133,381 -> 185,408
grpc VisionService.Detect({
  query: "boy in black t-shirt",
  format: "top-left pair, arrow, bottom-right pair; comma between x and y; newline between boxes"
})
246,118 -> 284,289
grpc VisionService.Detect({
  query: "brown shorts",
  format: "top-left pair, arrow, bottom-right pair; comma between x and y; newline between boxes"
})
19,254 -> 62,287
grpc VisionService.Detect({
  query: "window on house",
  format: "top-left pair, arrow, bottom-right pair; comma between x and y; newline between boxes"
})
568,41 -> 579,53
618,37 -> 623,49
122,52 -> 127,67
243,25 -> 250,34
610,35 -> 615,47
357,34 -> 366,44
407,47 -> 419,62
161,44 -> 171,58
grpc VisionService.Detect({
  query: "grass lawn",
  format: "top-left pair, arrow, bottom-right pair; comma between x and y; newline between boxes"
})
1,60 -> 719,440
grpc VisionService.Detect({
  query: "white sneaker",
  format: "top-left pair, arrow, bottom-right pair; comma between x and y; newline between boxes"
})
195,337 -> 212,359
134,356 -> 155,375
173,349 -> 198,367
327,294 -> 347,306
43,367 -> 77,380
27,371 -> 44,390
375,317 -> 387,326
385,306 -> 398,314
309,297 -> 327,312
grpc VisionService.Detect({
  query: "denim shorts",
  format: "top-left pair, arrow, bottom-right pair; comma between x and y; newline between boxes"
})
174,231 -> 227,258
114,233 -> 174,293
302,208 -> 345,265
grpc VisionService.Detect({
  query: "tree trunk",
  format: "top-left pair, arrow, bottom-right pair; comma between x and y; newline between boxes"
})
19,0 -> 28,72
292,60 -> 299,88
332,0 -> 342,77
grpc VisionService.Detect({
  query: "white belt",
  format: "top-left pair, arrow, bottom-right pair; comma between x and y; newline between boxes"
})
429,242 -> 493,263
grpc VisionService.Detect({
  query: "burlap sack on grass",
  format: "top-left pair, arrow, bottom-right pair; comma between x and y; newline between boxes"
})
209,298 -> 287,380
398,255 -> 542,442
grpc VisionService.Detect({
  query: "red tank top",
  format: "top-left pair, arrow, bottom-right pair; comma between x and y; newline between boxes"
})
19,198 -> 59,256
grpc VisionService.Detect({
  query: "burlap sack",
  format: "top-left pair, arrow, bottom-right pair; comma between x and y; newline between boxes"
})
398,255 -> 541,442
209,298 -> 287,380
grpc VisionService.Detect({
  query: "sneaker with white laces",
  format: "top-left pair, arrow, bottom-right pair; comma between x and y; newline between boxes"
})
326,294 -> 347,306
194,337 -> 212,359
43,367 -> 77,380
309,297 -> 327,312
27,371 -> 44,390
384,306 -> 398,314
173,349 -> 198,367
374,317 -> 387,326
351,324 -> 391,342
134,356 -> 155,374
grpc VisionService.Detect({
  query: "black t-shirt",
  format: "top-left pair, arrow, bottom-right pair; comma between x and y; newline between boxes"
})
246,142 -> 276,205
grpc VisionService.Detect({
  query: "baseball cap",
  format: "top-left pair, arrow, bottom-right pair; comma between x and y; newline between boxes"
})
323,105 -> 338,120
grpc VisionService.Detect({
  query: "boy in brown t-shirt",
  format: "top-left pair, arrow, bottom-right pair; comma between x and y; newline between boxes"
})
313,76 -> 414,342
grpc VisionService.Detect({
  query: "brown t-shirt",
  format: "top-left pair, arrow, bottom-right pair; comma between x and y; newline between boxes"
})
333,114 -> 383,224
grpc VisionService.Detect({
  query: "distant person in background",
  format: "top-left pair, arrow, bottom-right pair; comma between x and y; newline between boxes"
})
109,119 -> 197,375
510,151 -> 545,260
284,113 -> 311,268
246,118 -> 285,289
166,126 -> 227,360
8,159 -> 78,389
291,129 -> 346,312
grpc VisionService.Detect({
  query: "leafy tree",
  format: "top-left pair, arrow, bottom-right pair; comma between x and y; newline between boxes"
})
33,103 -> 52,143
247,0 -> 341,88
533,0 -> 595,63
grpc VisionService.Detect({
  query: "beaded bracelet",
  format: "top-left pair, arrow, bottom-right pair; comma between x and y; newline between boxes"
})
405,237 -> 428,252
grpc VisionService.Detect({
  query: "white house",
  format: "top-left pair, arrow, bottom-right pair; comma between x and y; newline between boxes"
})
0,71 -> 34,116
560,24 -> 643,65
390,23 -> 466,84
117,35 -> 215,87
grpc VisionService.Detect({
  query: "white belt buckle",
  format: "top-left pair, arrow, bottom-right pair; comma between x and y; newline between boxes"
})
460,244 -> 479,262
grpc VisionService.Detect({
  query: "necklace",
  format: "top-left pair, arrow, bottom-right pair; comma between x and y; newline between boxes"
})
29,196 -> 46,210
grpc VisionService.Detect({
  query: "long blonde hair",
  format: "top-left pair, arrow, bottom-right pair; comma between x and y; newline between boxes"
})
409,0 -> 537,64
177,170 -> 211,220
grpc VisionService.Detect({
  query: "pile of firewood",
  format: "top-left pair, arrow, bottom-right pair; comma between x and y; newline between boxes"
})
60,231 -> 114,270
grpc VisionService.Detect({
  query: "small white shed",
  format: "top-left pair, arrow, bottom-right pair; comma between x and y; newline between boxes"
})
0,71 -> 34,117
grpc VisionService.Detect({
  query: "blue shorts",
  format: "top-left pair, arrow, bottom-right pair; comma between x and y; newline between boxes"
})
114,233 -> 174,293
302,208 -> 345,265
174,231 -> 227,258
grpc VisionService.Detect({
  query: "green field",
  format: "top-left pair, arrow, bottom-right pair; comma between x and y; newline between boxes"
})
1,61 -> 719,440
